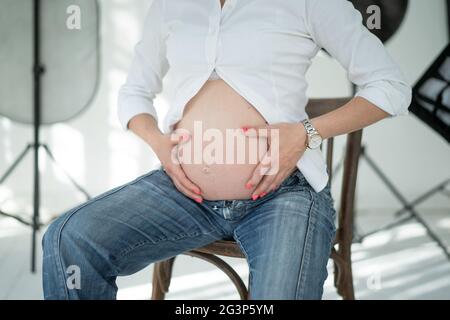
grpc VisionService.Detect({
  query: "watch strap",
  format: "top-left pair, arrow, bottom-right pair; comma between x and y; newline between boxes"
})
302,119 -> 318,136
301,119 -> 322,149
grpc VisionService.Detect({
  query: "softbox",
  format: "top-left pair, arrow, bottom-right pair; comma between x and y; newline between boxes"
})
0,0 -> 100,272
0,0 -> 100,125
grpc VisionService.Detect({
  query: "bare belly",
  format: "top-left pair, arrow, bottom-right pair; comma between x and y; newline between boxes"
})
174,79 -> 268,200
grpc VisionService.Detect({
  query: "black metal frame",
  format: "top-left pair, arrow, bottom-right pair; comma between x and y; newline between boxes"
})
0,0 -> 91,273
447,0 -> 450,39
354,148 -> 450,260
331,145 -> 450,261
337,68 -> 450,261
410,44 -> 450,143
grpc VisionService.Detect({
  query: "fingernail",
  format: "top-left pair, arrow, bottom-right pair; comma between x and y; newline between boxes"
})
245,183 -> 253,190
260,192 -> 267,197
252,194 -> 259,201
194,189 -> 201,195
242,127 -> 250,133
195,198 -> 203,203
181,133 -> 190,141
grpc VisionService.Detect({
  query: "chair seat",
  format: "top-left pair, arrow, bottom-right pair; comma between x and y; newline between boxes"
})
191,240 -> 245,258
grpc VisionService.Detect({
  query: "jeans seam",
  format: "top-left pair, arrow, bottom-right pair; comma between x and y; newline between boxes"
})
294,188 -> 315,299
52,170 -> 158,299
316,189 -> 337,236
233,233 -> 252,298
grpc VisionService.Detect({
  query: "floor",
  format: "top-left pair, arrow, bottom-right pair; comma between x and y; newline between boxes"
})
0,208 -> 449,300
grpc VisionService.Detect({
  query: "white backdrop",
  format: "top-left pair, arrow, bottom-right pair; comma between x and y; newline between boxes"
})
0,0 -> 449,221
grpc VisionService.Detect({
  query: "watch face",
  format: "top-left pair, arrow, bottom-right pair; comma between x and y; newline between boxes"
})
309,134 -> 322,149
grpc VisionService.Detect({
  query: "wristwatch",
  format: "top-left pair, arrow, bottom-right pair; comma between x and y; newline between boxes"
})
301,119 -> 323,149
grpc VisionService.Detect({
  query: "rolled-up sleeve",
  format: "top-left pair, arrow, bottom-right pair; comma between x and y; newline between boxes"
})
304,0 -> 412,116
117,0 -> 169,130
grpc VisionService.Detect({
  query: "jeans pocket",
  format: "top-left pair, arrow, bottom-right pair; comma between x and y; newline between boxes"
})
278,169 -> 301,188
278,170 -> 309,193
317,189 -> 337,234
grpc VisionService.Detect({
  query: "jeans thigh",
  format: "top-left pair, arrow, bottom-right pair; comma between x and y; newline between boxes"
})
43,169 -> 225,288
233,184 -> 336,299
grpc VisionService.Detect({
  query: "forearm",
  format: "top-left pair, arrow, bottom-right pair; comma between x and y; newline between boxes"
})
310,96 -> 391,140
128,114 -> 164,151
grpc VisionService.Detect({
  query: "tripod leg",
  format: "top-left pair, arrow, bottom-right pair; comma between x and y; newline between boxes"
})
411,210 -> 450,260
393,179 -> 450,218
41,144 -> 91,200
358,150 -> 450,261
31,141 -> 40,273
361,149 -> 412,215
0,144 -> 33,184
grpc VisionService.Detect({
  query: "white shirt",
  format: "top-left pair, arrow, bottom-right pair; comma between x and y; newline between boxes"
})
117,0 -> 412,192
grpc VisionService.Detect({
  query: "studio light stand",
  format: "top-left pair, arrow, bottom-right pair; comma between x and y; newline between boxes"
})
0,0 -> 92,273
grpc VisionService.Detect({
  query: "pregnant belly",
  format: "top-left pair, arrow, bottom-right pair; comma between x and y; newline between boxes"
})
174,79 -> 268,200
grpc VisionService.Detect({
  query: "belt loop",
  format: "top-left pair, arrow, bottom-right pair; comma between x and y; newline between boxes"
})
296,168 -> 306,183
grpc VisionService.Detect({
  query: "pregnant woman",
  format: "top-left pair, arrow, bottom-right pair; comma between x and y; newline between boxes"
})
42,0 -> 411,299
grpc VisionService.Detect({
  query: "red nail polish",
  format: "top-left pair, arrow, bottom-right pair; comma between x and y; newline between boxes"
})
242,127 -> 249,133
252,194 -> 259,201
195,198 -> 203,203
245,183 -> 253,190
194,189 -> 201,195
260,192 -> 267,197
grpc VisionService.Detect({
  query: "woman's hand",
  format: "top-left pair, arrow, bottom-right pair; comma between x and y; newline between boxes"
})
128,114 -> 203,203
153,132 -> 204,203
242,123 -> 308,200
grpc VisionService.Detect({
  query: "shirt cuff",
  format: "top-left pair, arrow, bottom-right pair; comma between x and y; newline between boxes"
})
117,96 -> 159,130
355,80 -> 412,117
296,148 -> 329,193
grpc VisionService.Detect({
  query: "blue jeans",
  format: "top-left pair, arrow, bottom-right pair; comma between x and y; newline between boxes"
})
42,168 -> 336,300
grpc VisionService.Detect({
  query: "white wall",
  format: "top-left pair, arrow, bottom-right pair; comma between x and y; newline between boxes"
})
0,0 -> 449,221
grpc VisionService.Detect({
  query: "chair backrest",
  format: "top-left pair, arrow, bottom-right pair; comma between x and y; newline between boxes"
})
305,97 -> 352,183
305,97 -> 351,118
305,97 -> 362,299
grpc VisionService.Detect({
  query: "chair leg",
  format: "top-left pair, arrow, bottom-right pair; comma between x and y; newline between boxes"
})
338,251 -> 355,300
332,129 -> 362,300
331,247 -> 355,300
186,251 -> 249,300
151,257 -> 176,300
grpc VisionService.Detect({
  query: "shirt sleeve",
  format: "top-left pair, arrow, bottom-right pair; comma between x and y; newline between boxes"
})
117,0 -> 169,130
303,0 -> 412,116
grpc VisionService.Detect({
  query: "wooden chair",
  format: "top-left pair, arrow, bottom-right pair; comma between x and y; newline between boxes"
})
152,98 -> 362,300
